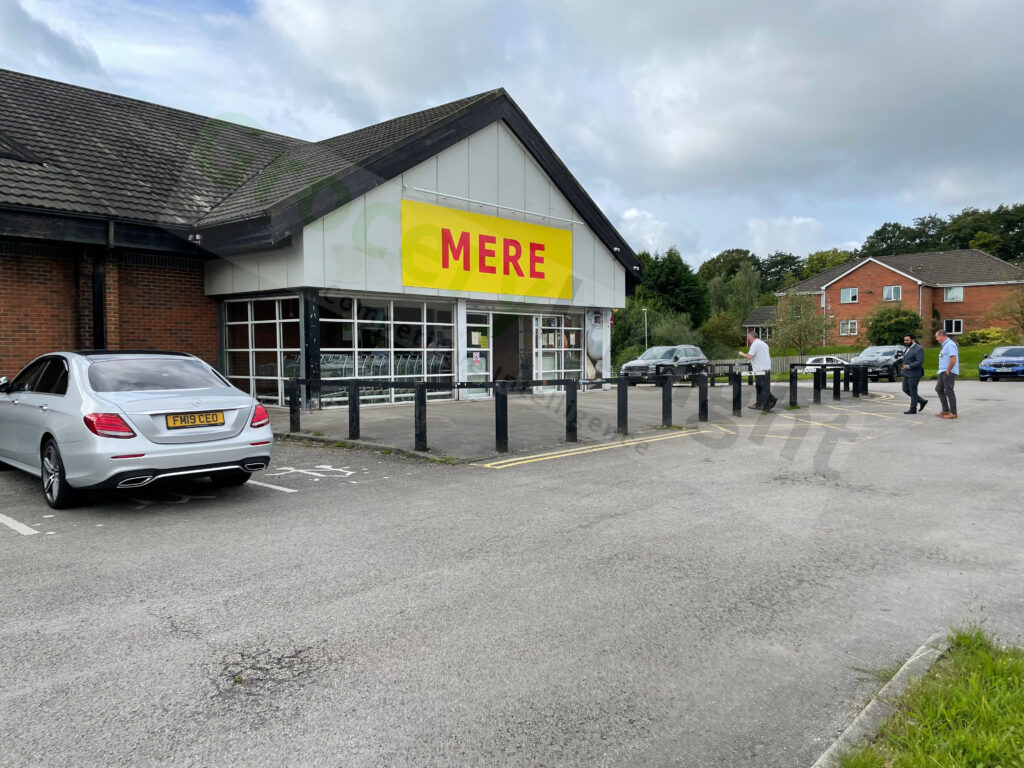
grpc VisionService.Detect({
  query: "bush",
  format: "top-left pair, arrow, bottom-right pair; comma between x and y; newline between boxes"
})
865,305 -> 923,345
958,326 -> 1022,346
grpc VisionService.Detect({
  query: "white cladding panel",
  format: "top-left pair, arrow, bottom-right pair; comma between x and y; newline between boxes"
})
207,122 -> 626,308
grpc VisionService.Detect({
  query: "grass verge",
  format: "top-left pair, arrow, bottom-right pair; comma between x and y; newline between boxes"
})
839,627 -> 1024,767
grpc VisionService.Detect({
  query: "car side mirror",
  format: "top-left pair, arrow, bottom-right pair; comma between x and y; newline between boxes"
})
0,376 -> 8,393
672,356 -> 679,362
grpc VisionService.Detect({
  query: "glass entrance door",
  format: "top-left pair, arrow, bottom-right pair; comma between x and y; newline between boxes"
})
533,313 -> 584,391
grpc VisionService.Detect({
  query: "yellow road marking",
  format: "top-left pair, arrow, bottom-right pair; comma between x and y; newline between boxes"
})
824,404 -> 896,419
472,429 -> 716,468
774,413 -> 851,431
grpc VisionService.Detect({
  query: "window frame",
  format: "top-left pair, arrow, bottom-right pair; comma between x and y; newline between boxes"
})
840,287 -> 859,304
882,285 -> 902,302
840,319 -> 858,336
944,286 -> 964,302
943,319 -> 963,335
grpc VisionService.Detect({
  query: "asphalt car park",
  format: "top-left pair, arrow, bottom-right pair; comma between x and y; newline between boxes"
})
3,380 -> 1024,768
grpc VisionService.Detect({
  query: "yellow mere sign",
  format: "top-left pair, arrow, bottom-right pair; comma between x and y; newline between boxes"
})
401,200 -> 573,299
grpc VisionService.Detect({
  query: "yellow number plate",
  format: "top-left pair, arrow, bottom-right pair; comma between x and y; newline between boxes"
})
165,411 -> 225,429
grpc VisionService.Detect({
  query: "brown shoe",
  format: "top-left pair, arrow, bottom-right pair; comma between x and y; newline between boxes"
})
936,411 -> 950,417
940,413 -> 958,419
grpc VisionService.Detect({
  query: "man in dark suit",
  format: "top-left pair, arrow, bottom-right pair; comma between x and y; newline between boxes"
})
901,333 -> 927,414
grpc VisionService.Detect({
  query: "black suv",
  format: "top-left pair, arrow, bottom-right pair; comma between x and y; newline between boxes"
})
619,345 -> 709,385
850,345 -> 905,382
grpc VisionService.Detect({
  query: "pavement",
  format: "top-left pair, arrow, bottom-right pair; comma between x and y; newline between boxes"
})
5,377 -> 1024,767
270,378 -> 791,460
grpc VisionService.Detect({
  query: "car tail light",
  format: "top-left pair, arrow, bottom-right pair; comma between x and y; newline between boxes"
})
84,413 -> 137,438
250,404 -> 270,428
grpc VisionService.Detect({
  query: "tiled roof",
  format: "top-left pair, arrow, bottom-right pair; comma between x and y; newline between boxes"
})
198,91 -> 501,226
0,68 -> 498,228
743,305 -> 778,325
784,249 -> 1024,292
0,68 -> 306,226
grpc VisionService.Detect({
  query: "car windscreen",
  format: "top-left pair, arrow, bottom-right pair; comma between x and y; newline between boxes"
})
639,347 -> 674,360
860,347 -> 891,356
993,347 -> 1024,357
88,358 -> 230,392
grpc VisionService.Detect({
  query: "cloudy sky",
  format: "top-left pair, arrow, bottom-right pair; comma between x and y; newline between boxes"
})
3,0 -> 1023,267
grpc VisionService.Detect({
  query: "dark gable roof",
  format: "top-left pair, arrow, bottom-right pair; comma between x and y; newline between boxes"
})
0,68 -> 306,226
0,69 -> 640,279
784,249 -> 1024,293
742,305 -> 778,326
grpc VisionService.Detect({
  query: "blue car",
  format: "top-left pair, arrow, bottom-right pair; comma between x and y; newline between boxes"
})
978,345 -> 1024,381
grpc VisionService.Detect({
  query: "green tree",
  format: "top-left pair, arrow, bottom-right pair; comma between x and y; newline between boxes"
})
698,311 -> 744,357
725,263 -> 761,323
651,312 -> 700,346
803,248 -> 852,278
696,248 -> 759,283
771,295 -> 834,354
968,230 -> 1004,256
758,250 -> 804,293
858,222 -> 922,258
864,305 -> 923,345
640,247 -> 709,325
706,274 -> 729,314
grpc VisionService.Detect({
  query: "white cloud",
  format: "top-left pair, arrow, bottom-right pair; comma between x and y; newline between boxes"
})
2,0 -> 1024,265
747,217 -> 823,258
618,208 -> 671,255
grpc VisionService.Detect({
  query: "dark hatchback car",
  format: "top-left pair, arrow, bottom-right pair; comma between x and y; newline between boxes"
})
979,346 -> 1024,381
850,345 -> 905,381
619,345 -> 709,385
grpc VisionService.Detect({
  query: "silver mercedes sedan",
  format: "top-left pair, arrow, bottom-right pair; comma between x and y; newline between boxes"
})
0,350 -> 273,509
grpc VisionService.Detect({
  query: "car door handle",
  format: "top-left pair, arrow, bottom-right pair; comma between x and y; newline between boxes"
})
38,404 -> 48,412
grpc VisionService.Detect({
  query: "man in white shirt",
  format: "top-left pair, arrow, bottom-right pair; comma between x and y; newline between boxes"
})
740,331 -> 775,412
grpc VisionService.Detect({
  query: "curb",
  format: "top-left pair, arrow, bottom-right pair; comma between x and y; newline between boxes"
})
811,631 -> 950,768
273,431 -> 473,463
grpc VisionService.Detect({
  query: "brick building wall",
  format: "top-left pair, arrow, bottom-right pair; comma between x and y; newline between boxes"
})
116,254 -> 219,366
822,260 -> 1023,345
0,240 -> 79,375
1,241 -> 220,375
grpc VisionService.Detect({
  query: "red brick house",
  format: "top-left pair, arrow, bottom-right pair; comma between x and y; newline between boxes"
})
779,249 -> 1024,345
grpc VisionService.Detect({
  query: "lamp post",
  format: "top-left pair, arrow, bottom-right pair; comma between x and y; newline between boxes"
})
642,307 -> 648,348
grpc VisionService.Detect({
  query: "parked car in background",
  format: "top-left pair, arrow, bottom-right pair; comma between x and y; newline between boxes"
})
0,350 -> 273,509
619,345 -> 708,385
850,345 -> 905,381
978,346 -> 1024,381
800,355 -> 848,374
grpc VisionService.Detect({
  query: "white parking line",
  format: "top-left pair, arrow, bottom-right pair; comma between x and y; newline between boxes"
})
0,513 -> 39,536
248,479 -> 298,493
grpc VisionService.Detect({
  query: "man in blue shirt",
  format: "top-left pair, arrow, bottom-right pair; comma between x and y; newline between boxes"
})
934,329 -> 960,419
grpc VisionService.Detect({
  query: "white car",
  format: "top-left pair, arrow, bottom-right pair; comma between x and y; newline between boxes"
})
800,355 -> 848,374
0,350 -> 273,508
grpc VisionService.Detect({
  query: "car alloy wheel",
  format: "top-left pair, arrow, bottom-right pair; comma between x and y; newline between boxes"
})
41,439 -> 82,510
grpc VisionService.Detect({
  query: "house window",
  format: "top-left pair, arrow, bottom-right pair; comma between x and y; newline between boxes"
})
840,319 -> 858,336
883,285 -> 902,301
944,286 -> 964,302
840,287 -> 858,303
943,319 -> 963,335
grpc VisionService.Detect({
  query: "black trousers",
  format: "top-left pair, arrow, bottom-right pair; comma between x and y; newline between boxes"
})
902,375 -> 925,411
755,373 -> 773,409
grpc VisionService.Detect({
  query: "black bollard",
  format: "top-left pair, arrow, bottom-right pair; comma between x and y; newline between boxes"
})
813,367 -> 822,405
495,380 -> 509,453
852,366 -> 861,398
289,379 -> 301,432
843,365 -> 851,392
414,382 -> 427,452
697,374 -> 709,422
861,367 -> 870,395
789,367 -> 798,408
662,373 -> 673,427
833,368 -> 841,400
617,377 -> 628,435
731,371 -> 742,416
566,379 -> 578,443
348,380 -> 360,439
